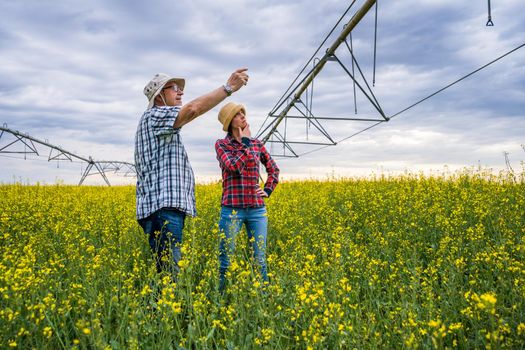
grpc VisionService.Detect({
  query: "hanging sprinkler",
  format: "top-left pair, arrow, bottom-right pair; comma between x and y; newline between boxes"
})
486,0 -> 494,26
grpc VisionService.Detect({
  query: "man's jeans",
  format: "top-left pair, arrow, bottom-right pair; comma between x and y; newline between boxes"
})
138,208 -> 186,279
218,206 -> 268,292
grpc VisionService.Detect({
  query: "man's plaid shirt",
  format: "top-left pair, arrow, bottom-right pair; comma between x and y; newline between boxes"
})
215,134 -> 279,207
135,106 -> 196,220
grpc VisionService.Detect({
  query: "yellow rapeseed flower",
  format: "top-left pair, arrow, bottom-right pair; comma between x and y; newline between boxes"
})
428,320 -> 441,328
517,323 -> 525,336
140,284 -> 152,296
43,326 -> 53,338
477,292 -> 497,314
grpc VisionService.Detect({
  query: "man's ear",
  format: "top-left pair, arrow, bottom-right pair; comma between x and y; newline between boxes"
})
154,93 -> 164,105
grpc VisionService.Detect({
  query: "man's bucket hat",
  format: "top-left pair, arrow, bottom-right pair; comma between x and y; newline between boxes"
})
144,73 -> 185,109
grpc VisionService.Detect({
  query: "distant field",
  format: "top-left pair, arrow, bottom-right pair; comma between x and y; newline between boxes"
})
1,172 -> 524,349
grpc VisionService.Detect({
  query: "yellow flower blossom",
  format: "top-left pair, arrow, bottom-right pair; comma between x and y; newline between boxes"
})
43,326 -> 53,338
0,172 -> 523,348
517,323 -> 525,336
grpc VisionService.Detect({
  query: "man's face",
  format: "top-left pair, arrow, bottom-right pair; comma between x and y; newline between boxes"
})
231,111 -> 247,129
161,83 -> 184,106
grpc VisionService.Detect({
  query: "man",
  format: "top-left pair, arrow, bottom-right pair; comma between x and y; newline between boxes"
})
135,68 -> 249,280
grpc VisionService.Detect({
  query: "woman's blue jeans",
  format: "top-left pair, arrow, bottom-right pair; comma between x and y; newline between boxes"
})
138,208 -> 185,280
218,206 -> 268,292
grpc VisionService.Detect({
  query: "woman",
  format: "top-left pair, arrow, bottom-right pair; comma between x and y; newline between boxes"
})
215,102 -> 280,292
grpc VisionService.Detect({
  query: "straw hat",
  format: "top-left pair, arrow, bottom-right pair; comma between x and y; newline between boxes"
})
143,73 -> 185,109
218,102 -> 246,132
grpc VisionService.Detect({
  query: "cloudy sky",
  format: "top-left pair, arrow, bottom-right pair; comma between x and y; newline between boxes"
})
0,0 -> 524,185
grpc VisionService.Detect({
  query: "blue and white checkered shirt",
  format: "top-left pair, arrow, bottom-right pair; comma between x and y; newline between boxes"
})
134,106 -> 196,219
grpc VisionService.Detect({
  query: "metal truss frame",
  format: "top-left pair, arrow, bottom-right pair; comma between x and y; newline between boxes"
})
0,124 -> 135,186
256,0 -> 388,157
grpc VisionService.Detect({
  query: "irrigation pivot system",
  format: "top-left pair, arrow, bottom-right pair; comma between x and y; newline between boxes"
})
256,0 -> 524,158
257,0 -> 385,157
0,124 -> 135,186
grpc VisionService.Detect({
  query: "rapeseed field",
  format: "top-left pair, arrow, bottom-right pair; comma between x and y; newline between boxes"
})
1,171 -> 524,349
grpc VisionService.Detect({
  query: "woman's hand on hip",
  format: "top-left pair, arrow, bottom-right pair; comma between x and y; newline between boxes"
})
256,188 -> 268,198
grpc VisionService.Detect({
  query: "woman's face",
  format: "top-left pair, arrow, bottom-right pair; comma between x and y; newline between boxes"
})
230,111 -> 247,129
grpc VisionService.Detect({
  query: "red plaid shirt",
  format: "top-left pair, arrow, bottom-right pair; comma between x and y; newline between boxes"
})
215,134 -> 279,208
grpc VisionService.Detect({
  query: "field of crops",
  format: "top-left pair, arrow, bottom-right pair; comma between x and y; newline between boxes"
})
1,171 -> 524,349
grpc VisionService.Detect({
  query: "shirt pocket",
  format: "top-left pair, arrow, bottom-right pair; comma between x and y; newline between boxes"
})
159,133 -> 174,147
